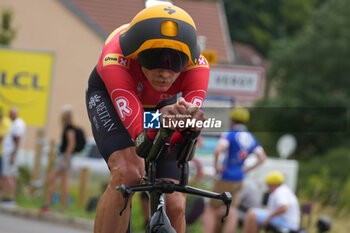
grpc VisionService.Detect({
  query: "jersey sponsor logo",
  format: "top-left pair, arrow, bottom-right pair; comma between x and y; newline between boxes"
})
115,97 -> 132,120
103,53 -> 130,68
111,88 -> 141,129
191,97 -> 204,107
94,101 -> 118,132
197,56 -> 208,66
88,94 -> 101,109
184,55 -> 209,71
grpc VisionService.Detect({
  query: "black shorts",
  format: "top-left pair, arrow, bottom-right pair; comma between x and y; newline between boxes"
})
86,67 -> 180,180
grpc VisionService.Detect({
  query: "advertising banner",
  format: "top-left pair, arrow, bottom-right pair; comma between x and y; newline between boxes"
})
0,47 -> 54,126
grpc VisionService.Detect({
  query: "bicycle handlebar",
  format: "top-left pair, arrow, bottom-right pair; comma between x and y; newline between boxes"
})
117,127 -> 232,224
117,180 -> 232,222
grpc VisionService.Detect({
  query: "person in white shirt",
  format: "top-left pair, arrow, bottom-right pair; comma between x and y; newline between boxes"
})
1,107 -> 26,204
242,171 -> 300,233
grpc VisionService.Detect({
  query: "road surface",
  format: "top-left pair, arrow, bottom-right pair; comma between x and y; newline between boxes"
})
0,212 -> 91,233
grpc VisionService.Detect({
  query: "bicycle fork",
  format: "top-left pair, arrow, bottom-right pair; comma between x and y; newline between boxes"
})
146,193 -> 174,233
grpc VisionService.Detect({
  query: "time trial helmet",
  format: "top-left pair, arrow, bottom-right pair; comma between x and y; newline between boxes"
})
119,4 -> 200,72
230,106 -> 250,123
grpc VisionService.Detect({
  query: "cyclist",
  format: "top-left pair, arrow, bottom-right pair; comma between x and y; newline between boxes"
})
86,4 -> 209,233
242,171 -> 300,233
201,106 -> 266,233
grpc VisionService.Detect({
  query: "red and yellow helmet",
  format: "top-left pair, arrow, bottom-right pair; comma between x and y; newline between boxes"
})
119,4 -> 200,68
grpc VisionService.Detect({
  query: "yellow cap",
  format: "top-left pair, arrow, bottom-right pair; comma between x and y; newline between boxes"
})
265,171 -> 284,185
230,106 -> 250,123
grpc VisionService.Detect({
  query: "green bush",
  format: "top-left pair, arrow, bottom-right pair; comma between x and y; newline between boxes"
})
298,146 -> 350,210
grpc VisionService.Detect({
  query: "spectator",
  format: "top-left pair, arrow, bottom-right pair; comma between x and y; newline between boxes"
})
0,108 -> 12,197
237,176 -> 263,223
1,107 -> 26,204
40,105 -> 78,212
242,171 -> 300,233
201,106 -> 266,233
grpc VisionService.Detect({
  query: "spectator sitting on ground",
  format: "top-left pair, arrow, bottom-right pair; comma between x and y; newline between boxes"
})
242,171 -> 300,233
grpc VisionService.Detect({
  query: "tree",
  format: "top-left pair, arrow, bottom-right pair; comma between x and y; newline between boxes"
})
255,0 -> 350,155
0,8 -> 16,45
222,0 -> 322,56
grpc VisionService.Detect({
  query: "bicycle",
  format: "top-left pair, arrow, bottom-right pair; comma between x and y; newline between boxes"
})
117,128 -> 232,233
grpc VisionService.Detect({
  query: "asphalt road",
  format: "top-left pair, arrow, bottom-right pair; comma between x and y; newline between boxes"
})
0,212 -> 91,233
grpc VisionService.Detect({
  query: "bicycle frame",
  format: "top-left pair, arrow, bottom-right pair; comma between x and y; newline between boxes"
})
117,128 -> 232,233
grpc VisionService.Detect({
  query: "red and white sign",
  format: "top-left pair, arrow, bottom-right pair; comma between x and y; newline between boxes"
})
208,65 -> 265,97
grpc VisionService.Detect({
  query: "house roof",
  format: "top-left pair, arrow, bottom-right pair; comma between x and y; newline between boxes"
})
58,0 -> 234,64
232,41 -> 269,69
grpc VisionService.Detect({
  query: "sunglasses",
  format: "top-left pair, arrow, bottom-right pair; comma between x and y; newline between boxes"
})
138,48 -> 189,73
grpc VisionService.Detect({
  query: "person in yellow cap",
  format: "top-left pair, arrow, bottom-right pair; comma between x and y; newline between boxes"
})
0,107 -> 12,197
201,106 -> 266,233
242,171 -> 300,233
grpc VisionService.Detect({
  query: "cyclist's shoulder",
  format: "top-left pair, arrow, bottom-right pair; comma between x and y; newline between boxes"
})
175,54 -> 210,91
98,43 -> 131,70
96,24 -> 137,72
182,55 -> 210,73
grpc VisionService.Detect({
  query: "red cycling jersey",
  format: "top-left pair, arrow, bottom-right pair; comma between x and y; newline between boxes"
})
96,26 -> 210,140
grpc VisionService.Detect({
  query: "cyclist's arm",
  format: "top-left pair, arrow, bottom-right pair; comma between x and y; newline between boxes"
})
99,66 -> 144,140
158,63 -> 209,132
181,56 -> 210,108
160,58 -> 210,132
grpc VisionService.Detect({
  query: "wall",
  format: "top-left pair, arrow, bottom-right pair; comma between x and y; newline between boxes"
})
1,0 -> 104,149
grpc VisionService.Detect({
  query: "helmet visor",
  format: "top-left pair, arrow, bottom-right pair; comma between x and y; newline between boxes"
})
138,48 -> 189,73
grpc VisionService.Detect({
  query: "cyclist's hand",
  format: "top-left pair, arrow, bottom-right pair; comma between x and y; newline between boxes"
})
160,99 -> 187,131
178,97 -> 205,131
169,130 -> 185,152
161,97 -> 205,131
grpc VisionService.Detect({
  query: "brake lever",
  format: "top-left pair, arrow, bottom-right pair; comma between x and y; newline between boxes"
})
221,191 -> 232,223
116,184 -> 132,216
